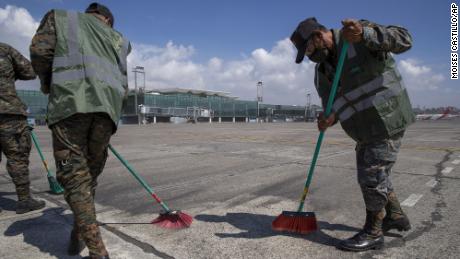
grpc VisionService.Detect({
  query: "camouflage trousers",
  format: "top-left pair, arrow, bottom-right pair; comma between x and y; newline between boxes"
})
356,131 -> 404,212
51,113 -> 113,256
0,115 -> 32,201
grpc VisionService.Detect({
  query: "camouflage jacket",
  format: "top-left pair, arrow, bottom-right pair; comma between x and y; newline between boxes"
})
359,20 -> 412,54
0,42 -> 36,116
316,20 -> 412,108
30,11 -> 56,95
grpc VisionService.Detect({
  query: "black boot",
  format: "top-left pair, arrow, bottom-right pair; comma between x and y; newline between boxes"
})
382,192 -> 411,232
16,197 -> 45,214
67,228 -> 85,255
338,210 -> 385,252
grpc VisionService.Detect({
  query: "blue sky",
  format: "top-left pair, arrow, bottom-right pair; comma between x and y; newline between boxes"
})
0,0 -> 458,107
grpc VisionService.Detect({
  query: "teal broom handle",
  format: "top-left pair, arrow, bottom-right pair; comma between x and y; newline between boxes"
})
324,41 -> 350,116
297,41 -> 349,212
108,144 -> 171,212
30,130 -> 53,177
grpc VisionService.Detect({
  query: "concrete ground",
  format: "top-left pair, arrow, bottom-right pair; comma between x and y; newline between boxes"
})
1,120 -> 459,259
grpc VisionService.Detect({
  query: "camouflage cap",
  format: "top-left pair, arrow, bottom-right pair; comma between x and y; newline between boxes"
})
85,2 -> 114,27
291,17 -> 326,63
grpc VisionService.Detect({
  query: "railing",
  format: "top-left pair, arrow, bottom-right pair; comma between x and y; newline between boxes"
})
140,105 -> 213,118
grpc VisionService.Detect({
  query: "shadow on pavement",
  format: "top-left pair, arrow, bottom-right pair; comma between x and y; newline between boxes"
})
383,232 -> 403,238
4,207 -> 78,259
100,222 -> 153,225
0,192 -> 17,211
195,212 -> 361,247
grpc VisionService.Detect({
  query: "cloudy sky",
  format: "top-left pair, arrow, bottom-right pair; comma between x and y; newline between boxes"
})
1,0 -> 458,107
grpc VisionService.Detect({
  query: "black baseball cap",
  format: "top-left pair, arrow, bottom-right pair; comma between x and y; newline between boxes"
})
85,2 -> 114,27
291,17 -> 326,63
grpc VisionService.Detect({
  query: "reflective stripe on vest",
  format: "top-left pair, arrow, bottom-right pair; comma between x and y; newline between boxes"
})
52,68 -> 124,92
51,11 -> 127,94
53,55 -> 128,85
337,81 -> 405,122
333,69 -> 401,118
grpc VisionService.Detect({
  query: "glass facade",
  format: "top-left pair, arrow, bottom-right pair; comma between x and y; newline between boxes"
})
17,90 -> 316,121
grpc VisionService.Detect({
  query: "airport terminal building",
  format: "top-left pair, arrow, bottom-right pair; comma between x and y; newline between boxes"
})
18,89 -> 321,125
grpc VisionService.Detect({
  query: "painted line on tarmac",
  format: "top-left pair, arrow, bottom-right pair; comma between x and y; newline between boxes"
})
425,179 -> 438,188
452,159 -> 460,165
402,145 -> 460,152
401,194 -> 423,207
442,167 -> 454,175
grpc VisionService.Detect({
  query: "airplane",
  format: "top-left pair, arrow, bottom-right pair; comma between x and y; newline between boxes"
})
415,107 -> 459,120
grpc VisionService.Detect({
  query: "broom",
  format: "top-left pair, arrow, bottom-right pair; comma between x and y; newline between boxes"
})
30,130 -> 64,195
108,144 -> 193,229
272,41 -> 349,234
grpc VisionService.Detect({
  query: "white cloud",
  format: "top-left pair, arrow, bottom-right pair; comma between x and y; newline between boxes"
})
398,58 -> 445,91
399,59 -> 430,76
0,5 -> 40,89
128,38 -> 317,105
397,58 -> 460,107
128,42 -> 206,90
0,5 -> 39,56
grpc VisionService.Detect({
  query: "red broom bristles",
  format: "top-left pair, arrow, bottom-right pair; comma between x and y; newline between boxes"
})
272,212 -> 317,234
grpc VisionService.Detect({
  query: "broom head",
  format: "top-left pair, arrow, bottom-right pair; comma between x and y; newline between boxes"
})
48,175 -> 64,194
151,210 -> 193,229
272,211 -> 317,234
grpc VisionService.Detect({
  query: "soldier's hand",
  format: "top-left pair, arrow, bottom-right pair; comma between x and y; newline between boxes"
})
341,19 -> 363,43
317,112 -> 336,132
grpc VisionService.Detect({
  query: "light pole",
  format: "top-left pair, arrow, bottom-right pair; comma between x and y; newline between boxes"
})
133,66 -> 145,125
305,93 -> 311,122
257,81 -> 263,122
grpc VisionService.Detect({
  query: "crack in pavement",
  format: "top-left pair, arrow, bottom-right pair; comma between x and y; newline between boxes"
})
135,150 -> 353,193
47,196 -> 175,258
0,175 -> 175,259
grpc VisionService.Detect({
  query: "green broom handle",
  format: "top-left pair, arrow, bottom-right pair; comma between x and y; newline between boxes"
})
108,144 -> 171,212
30,130 -> 53,177
297,41 -> 349,212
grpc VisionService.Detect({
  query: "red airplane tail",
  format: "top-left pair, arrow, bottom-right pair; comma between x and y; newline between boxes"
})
437,107 -> 452,120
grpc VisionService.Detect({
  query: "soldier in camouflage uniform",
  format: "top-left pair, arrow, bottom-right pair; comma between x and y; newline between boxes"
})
0,42 -> 46,214
291,18 -> 414,251
30,3 -> 130,259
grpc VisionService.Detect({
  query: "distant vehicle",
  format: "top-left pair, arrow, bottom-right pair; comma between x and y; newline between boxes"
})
415,107 -> 459,120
